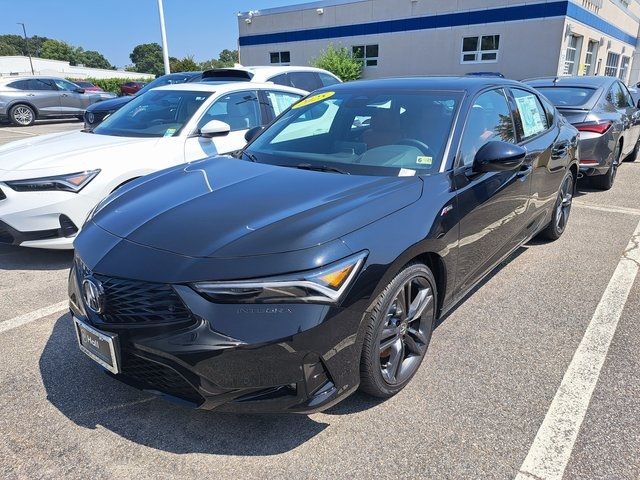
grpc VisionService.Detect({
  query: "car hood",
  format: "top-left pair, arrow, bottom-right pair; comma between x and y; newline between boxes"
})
91,157 -> 423,258
86,95 -> 131,112
0,130 -> 158,176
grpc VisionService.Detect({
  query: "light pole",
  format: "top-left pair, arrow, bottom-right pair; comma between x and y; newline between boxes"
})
17,22 -> 35,75
156,0 -> 170,74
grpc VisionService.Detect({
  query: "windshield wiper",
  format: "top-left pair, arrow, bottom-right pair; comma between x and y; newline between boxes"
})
294,163 -> 349,175
237,150 -> 257,162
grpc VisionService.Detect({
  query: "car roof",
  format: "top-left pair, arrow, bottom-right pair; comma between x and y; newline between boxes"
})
200,65 -> 341,82
313,76 -> 527,93
0,75 -> 69,83
523,75 -> 616,88
151,81 -> 307,96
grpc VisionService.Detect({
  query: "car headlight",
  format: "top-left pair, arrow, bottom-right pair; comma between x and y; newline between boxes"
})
193,251 -> 368,304
5,170 -> 100,193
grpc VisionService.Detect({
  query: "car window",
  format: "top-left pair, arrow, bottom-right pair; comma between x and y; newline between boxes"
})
539,95 -> 556,126
287,72 -> 321,92
533,87 -> 597,107
266,90 -> 302,116
53,79 -> 79,91
7,80 -> 29,90
269,73 -> 291,87
607,82 -> 629,109
459,89 -> 515,167
197,90 -> 260,131
511,88 -> 549,140
28,79 -> 56,91
619,82 -> 634,108
319,72 -> 341,87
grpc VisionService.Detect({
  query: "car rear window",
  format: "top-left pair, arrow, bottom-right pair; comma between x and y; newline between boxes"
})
534,87 -> 597,107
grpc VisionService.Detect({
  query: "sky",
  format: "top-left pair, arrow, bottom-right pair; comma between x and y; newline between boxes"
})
0,0 -> 317,68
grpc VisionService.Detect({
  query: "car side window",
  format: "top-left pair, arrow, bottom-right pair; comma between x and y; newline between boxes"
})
266,90 -> 302,116
319,72 -> 341,87
607,82 -> 628,109
539,96 -> 556,126
53,79 -> 78,91
198,90 -> 261,131
511,88 -> 549,141
269,73 -> 291,87
458,89 -> 515,167
28,79 -> 56,91
287,72 -> 322,92
7,80 -> 29,90
619,82 -> 634,108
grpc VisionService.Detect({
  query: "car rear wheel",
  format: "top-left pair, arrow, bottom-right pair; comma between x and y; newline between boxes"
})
591,144 -> 620,190
9,104 -> 35,126
624,139 -> 639,163
359,263 -> 437,398
538,170 -> 574,241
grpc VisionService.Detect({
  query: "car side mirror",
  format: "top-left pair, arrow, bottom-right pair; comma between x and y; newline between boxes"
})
200,120 -> 230,138
245,126 -> 264,143
74,87 -> 85,94
473,141 -> 527,172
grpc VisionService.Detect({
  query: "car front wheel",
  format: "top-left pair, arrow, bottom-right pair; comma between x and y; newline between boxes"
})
538,170 -> 574,241
9,104 -> 35,126
359,262 -> 437,398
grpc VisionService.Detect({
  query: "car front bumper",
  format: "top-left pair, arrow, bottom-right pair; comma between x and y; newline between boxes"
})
0,184 -> 96,249
68,259 -> 366,413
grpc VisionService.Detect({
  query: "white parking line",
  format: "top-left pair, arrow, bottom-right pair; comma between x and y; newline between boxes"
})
515,218 -> 640,480
0,301 -> 68,334
573,201 -> 640,216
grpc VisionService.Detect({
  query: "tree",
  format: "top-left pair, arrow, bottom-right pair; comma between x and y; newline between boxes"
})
0,42 -> 19,56
79,50 -> 113,69
39,39 -> 74,62
199,49 -> 239,70
311,44 -> 362,81
129,43 -> 164,75
170,55 -> 199,72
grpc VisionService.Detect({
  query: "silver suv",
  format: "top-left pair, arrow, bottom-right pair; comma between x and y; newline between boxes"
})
0,76 -> 109,126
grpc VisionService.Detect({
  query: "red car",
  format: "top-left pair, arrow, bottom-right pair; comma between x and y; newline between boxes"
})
120,81 -> 147,96
73,81 -> 104,93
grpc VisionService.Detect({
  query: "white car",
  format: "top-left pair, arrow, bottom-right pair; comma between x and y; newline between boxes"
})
0,82 -> 305,249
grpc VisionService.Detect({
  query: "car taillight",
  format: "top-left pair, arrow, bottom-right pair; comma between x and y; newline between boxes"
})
574,121 -> 613,135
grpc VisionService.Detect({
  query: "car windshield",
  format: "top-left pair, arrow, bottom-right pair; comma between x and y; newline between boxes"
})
246,89 -> 462,176
534,87 -> 597,107
136,74 -> 194,95
92,89 -> 211,138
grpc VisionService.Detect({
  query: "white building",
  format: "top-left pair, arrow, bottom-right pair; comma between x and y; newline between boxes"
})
238,0 -> 640,84
0,56 -> 154,80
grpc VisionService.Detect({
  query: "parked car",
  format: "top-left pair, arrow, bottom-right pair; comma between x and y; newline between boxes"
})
120,81 -> 147,96
198,65 -> 342,91
73,81 -> 103,93
0,76 -> 107,126
69,77 -> 578,413
525,76 -> 640,189
0,82 -> 305,249
84,71 -> 203,129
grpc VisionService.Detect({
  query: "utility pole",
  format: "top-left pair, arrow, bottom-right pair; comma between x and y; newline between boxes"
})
17,23 -> 35,75
156,0 -> 170,74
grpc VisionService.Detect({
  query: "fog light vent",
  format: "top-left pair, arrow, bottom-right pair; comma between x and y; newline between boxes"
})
59,215 -> 78,237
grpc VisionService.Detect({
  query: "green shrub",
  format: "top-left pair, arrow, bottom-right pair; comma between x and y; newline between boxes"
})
67,77 -> 151,95
310,44 -> 363,82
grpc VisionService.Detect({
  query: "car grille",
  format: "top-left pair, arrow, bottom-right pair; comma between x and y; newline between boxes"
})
93,274 -> 194,326
120,353 -> 203,405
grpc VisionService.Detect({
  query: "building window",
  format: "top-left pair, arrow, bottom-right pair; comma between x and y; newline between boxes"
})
581,0 -> 602,13
352,45 -> 378,67
619,56 -> 630,82
563,35 -> 582,75
461,35 -> 500,63
605,52 -> 620,77
583,40 -> 598,75
270,51 -> 290,65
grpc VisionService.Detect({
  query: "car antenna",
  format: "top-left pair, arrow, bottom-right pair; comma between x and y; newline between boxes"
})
553,76 -> 559,85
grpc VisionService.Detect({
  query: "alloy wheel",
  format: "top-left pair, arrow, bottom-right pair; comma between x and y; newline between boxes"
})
555,174 -> 573,233
377,276 -> 434,385
12,106 -> 33,126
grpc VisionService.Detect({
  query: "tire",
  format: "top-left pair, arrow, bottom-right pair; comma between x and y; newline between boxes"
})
359,262 -> 437,398
9,104 -> 35,126
624,139 -> 639,163
538,170 -> 574,241
591,144 -> 621,190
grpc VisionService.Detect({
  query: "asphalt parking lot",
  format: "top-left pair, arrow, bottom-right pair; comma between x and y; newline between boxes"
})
0,123 -> 638,479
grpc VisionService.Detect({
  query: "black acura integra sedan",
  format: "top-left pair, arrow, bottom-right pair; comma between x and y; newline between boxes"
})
69,77 -> 579,413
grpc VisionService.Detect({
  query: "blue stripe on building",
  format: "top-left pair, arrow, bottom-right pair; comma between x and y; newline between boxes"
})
239,1 -> 637,47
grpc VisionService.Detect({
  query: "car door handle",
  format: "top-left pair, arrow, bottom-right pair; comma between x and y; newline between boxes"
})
552,141 -> 570,160
26,93 -> 35,96
516,164 -> 533,179
61,93 -> 69,97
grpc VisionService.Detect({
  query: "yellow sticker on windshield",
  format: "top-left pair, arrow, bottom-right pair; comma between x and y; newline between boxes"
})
292,91 -> 335,109
416,156 -> 433,165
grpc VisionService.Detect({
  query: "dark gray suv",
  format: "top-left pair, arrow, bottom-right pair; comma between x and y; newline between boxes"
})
0,76 -> 109,126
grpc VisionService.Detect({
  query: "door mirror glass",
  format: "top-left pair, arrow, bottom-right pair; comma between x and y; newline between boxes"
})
473,141 -> 526,172
245,126 -> 264,143
200,119 -> 230,138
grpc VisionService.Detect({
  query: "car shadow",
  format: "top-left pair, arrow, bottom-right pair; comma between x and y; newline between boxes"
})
0,118 -> 82,128
0,244 -> 73,271
40,314 -> 331,456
